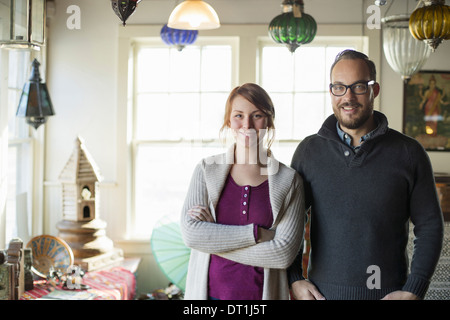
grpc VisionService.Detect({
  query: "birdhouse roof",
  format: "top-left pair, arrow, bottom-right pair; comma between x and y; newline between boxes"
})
59,136 -> 102,183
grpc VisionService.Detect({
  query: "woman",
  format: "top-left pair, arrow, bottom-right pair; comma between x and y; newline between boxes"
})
181,83 -> 305,300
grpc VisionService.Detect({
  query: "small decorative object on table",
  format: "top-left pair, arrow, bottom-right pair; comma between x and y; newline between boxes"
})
26,234 -> 74,278
63,265 -> 89,290
0,238 -> 29,300
138,283 -> 184,300
7,238 -> 25,299
0,250 -> 14,300
23,248 -> 34,291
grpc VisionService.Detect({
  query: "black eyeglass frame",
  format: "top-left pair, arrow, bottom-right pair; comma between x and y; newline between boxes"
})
329,80 -> 375,96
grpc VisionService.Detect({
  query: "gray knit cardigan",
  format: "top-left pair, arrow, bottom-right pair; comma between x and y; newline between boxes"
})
181,145 -> 305,300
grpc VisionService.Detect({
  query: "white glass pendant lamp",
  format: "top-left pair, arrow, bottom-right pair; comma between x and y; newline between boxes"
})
168,0 -> 220,30
382,14 -> 431,80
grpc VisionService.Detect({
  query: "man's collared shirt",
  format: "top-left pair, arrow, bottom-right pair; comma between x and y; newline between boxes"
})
336,121 -> 378,153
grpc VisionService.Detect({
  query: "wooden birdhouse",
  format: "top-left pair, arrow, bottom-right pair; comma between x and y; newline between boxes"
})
57,136 -> 123,270
58,136 -> 102,222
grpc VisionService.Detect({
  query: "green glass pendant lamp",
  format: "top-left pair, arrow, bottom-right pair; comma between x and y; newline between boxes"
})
268,0 -> 317,53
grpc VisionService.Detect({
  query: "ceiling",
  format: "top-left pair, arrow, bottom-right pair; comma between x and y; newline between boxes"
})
133,0 -> 441,25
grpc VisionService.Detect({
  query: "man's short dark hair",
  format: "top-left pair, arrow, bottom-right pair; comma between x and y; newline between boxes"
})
330,49 -> 377,81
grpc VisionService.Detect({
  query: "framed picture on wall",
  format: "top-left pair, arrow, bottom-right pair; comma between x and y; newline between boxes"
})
403,70 -> 450,151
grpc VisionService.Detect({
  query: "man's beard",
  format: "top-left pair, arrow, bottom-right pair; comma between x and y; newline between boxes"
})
334,102 -> 373,130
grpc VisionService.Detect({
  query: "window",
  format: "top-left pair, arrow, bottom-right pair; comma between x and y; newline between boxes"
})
4,49 -> 35,243
131,39 -> 237,238
259,40 -> 359,165
126,27 -> 366,239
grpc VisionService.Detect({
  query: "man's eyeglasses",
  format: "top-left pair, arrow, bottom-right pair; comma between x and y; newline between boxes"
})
329,80 -> 375,96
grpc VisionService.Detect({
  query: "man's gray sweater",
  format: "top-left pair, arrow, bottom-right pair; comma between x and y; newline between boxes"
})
288,111 -> 443,299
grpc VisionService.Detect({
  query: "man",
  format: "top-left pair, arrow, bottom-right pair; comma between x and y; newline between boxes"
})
288,50 -> 443,300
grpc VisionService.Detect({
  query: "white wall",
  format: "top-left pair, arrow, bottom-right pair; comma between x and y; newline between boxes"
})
44,0 -> 450,294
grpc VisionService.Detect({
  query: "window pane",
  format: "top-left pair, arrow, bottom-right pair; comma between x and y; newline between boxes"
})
136,93 -> 169,140
137,48 -> 170,92
8,50 -> 30,139
200,93 -> 227,140
324,93 -> 333,118
8,89 -> 21,137
136,93 -> 201,140
201,46 -> 232,92
170,47 -> 200,92
7,142 -> 31,243
134,144 -> 224,237
170,93 -> 200,139
261,47 -> 294,92
6,146 -> 19,242
293,93 -> 326,139
295,47 -> 325,92
271,141 -> 300,167
8,50 -> 30,88
271,93 -> 293,140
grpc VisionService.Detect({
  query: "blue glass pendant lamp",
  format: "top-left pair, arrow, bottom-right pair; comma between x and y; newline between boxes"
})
160,24 -> 198,51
